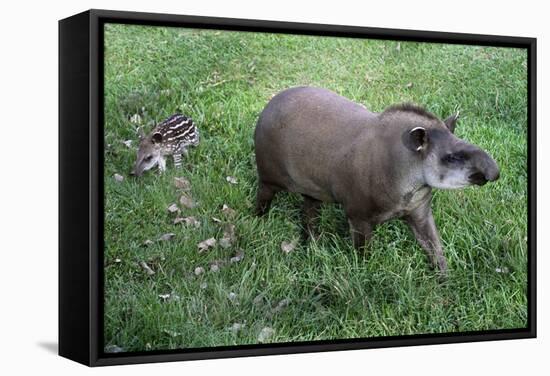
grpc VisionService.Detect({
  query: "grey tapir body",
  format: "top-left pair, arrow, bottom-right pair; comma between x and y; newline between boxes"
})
254,86 -> 499,276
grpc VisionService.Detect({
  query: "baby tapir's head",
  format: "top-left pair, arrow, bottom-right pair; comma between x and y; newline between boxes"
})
131,131 -> 163,177
392,104 -> 500,189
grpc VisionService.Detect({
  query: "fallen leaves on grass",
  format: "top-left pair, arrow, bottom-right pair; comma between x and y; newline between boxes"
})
258,327 -> 275,343
167,203 -> 180,214
143,239 -> 154,247
104,345 -> 125,353
162,329 -> 182,337
221,204 -> 237,217
219,224 -> 236,249
230,249 -> 244,263
228,323 -> 245,333
121,139 -> 133,148
139,261 -> 155,276
158,293 -> 180,302
194,266 -> 205,276
158,233 -> 175,241
273,298 -> 291,314
174,176 -> 191,191
253,294 -> 265,306
174,216 -> 201,227
179,193 -> 196,209
130,113 -> 142,124
209,260 -> 226,272
226,176 -> 238,185
197,237 -> 216,253
281,239 -> 298,254
113,173 -> 124,182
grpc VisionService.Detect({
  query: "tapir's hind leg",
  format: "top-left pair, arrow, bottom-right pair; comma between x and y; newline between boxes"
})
255,181 -> 280,216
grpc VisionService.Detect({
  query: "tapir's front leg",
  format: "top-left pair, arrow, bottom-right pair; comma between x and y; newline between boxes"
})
158,156 -> 167,173
173,154 -> 183,168
348,217 -> 374,250
405,204 -> 448,277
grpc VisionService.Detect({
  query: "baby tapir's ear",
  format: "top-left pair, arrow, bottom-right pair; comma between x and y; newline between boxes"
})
444,112 -> 460,133
405,126 -> 428,152
151,132 -> 163,144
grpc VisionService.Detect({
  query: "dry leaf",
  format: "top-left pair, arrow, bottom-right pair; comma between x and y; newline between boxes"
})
130,113 -> 142,124
219,224 -> 236,249
212,217 -> 222,223
194,266 -> 205,276
162,329 -> 182,337
406,82 -> 413,89
229,323 -> 245,333
253,294 -> 264,306
159,293 -> 180,302
230,249 -> 245,263
167,203 -> 180,214
258,327 -> 275,343
179,193 -> 195,209
226,176 -> 238,185
396,42 -> 401,52
273,298 -> 291,313
221,204 -> 237,217
174,176 -> 191,191
158,233 -> 176,241
228,292 -> 237,301
197,237 -> 216,253
104,345 -> 125,353
139,261 -> 155,276
210,263 -> 220,272
199,282 -> 208,289
281,239 -> 298,254
174,216 -> 201,228
121,140 -> 133,148
143,239 -> 154,247
113,173 -> 124,182
114,258 -> 122,263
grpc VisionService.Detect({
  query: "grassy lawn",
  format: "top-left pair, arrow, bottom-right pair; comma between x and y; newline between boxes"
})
103,23 -> 528,352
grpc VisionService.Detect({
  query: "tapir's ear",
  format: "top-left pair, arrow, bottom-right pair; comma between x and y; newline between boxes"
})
444,112 -> 459,133
405,127 -> 428,152
151,132 -> 163,144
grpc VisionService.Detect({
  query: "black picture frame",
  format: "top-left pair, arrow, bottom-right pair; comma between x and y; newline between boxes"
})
59,9 -> 537,367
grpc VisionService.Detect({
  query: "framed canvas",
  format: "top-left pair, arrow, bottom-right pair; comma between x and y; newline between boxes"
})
59,9 -> 536,366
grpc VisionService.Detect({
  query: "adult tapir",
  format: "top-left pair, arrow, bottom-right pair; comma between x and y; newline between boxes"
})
254,86 -> 499,276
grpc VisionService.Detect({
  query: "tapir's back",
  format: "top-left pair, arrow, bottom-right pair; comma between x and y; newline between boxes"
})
254,86 -> 378,201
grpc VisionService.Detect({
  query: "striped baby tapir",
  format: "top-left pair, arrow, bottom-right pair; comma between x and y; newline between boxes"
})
131,114 -> 199,177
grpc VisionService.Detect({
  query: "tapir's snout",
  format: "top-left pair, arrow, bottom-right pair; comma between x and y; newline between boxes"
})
130,166 -> 142,177
468,149 -> 500,186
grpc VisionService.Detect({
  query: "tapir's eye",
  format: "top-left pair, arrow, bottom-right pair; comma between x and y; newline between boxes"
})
443,153 -> 466,164
144,155 -> 153,162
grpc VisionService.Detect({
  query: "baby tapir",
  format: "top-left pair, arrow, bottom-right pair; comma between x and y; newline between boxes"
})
254,86 -> 499,276
131,114 -> 199,177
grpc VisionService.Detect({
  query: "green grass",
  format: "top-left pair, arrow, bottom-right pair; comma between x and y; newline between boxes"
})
103,24 -> 528,352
